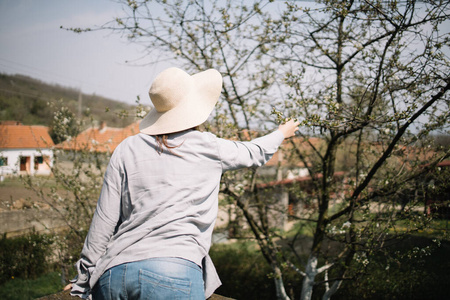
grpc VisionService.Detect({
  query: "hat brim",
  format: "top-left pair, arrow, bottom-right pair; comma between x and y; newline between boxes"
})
139,69 -> 222,135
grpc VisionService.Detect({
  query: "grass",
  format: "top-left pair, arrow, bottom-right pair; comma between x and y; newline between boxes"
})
0,175 -> 57,188
0,177 -> 26,188
0,272 -> 64,300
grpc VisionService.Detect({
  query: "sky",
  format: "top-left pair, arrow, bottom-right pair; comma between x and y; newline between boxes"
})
0,0 -> 171,105
1,0 -> 449,109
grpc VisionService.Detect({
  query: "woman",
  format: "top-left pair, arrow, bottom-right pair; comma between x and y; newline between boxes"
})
69,67 -> 299,299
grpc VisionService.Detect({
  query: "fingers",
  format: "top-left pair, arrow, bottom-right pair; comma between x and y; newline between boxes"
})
278,118 -> 300,138
285,119 -> 300,127
286,119 -> 300,133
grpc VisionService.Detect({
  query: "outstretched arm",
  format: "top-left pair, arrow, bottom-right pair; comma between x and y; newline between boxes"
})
216,118 -> 300,172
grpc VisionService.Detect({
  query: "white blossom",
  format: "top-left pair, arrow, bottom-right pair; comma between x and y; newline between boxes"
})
342,221 -> 351,228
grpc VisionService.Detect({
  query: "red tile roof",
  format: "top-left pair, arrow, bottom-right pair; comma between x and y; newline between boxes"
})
0,122 -> 54,149
57,121 -> 141,153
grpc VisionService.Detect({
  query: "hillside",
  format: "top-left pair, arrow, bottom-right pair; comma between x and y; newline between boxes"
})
0,73 -> 138,130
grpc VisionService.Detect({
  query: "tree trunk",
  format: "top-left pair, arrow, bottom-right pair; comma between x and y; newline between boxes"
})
322,280 -> 342,300
300,255 -> 318,300
273,263 -> 291,300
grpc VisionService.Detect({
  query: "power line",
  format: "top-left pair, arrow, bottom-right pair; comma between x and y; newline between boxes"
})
0,58 -> 82,86
0,57 -> 128,100
0,88 -> 57,103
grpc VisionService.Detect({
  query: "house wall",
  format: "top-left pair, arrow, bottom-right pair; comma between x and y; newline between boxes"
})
0,148 -> 53,176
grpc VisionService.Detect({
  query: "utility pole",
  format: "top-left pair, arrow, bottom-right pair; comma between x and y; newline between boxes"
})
78,88 -> 82,118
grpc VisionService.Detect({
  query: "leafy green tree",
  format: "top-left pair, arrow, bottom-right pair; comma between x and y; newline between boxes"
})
62,1 -> 449,299
269,1 -> 449,299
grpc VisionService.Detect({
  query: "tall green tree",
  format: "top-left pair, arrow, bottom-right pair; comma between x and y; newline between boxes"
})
64,0 -> 449,299
270,1 -> 449,298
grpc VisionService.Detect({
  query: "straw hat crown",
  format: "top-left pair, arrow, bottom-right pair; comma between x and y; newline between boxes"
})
139,67 -> 222,135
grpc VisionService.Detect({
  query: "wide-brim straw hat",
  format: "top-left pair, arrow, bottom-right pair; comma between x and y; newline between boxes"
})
139,67 -> 223,135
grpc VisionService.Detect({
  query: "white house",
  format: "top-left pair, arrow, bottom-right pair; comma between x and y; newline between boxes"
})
0,121 -> 54,177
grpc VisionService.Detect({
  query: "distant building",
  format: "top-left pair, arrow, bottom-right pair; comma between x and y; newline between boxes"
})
57,121 -> 141,153
0,121 -> 54,177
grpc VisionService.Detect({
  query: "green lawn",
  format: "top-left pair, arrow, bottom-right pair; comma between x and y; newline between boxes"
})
0,272 -> 64,300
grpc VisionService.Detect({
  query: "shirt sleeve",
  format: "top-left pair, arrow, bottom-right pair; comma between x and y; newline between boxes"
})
216,130 -> 285,172
71,150 -> 123,298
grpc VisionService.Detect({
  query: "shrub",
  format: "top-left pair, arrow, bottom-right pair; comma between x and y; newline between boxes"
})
210,242 -> 300,299
0,232 -> 54,284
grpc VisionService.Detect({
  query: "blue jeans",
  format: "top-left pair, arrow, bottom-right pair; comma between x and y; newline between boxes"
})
92,257 -> 205,300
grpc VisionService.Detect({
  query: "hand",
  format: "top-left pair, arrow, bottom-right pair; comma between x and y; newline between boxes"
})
278,119 -> 300,138
63,283 -> 72,291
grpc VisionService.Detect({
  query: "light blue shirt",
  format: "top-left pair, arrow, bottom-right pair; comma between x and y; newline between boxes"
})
71,129 -> 285,299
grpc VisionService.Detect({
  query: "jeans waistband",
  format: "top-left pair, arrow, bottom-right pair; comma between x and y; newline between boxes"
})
138,257 -> 202,271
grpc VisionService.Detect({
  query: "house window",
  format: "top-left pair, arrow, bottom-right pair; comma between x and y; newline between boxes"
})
34,156 -> 44,170
0,157 -> 7,166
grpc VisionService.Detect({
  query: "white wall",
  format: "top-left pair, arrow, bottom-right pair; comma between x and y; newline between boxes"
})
0,148 -> 53,177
